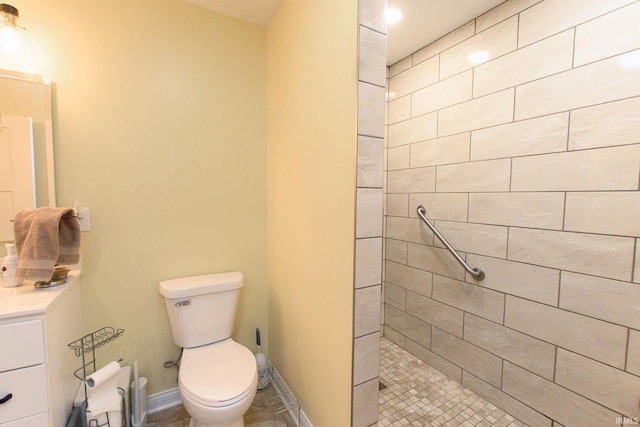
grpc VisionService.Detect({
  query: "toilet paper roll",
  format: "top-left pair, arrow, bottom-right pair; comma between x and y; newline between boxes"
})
87,361 -> 121,389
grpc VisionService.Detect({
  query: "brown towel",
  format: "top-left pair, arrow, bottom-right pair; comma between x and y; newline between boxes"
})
13,207 -> 81,282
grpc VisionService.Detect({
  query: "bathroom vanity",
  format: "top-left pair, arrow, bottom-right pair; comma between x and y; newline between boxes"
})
0,270 -> 82,427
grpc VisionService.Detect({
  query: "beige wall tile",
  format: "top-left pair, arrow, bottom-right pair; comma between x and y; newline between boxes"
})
439,89 -> 515,136
560,272 -> 640,329
440,16 -> 518,80
388,95 -> 411,124
386,217 -> 429,245
356,188 -> 383,238
411,71 -> 473,117
466,254 -> 559,306
569,97 -> 640,150
385,260 -> 433,297
636,239 -> 640,284
502,362 -> 619,427
406,291 -> 464,338
565,192 -> 640,237
388,112 -> 438,147
359,0 -> 387,34
626,329 -> 640,376
388,56 -> 439,99
388,55 -> 411,78
357,135 -> 384,188
386,145 -> 410,170
387,167 -> 436,193
409,193 -> 468,222
386,193 -> 408,217
410,133 -> 471,168
354,285 -> 381,337
464,314 -> 555,380
515,51 -> 640,120
383,325 -> 406,347
518,0 -> 636,47
384,282 -> 406,310
436,159 -> 511,192
556,348 -> 640,418
358,81 -> 386,137
359,26 -> 387,87
508,228 -> 635,281
476,0 -> 542,32
408,243 -> 466,281
505,296 -> 628,368
575,2 -> 640,66
413,21 -> 475,64
511,145 -> 640,192
405,339 -> 463,382
384,304 -> 432,348
474,30 -> 573,98
433,276 -> 505,323
431,328 -> 503,387
352,378 -> 379,427
432,220 -> 508,258
462,372 -> 553,427
353,332 -> 380,386
355,237 -> 383,289
471,113 -> 568,161
468,192 -> 565,230
385,238 -> 407,264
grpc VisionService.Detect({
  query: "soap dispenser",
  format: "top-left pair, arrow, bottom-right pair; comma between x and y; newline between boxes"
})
1,243 -> 20,287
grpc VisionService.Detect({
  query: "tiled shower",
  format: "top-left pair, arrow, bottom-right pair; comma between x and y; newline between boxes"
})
382,0 -> 640,426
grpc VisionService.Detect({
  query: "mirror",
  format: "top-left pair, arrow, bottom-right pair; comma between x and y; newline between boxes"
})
0,69 -> 55,243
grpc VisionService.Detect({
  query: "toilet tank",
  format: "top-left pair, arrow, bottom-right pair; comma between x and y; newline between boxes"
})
159,271 -> 243,348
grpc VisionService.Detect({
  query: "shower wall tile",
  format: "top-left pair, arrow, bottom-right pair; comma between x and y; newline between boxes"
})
412,21 -> 475,65
407,243 -> 466,281
358,81 -> 386,137
635,239 -> 640,284
388,55 -> 411,78
385,193 -> 408,217
354,285 -> 381,337
468,192 -> 565,230
470,113 -> 569,161
355,238 -> 383,289
411,71 -> 472,117
387,113 -> 437,147
386,217 -> 430,244
569,97 -> 640,150
473,29 -> 573,98
387,167 -> 435,193
405,339 -> 463,382
555,348 -> 640,418
432,275 -> 505,323
386,145 -> 409,170
504,296 -> 627,368
436,159 -> 511,192
352,378 -> 379,427
559,272 -> 640,329
438,89 -> 514,136
431,328 -> 503,387
409,193 -> 468,222
511,145 -> 640,192
358,26 -> 387,87
432,221 -> 508,258
465,254 -> 560,306
406,291 -> 464,338
514,51 -> 640,121
384,282 -> 406,310
626,330 -> 640,376
564,192 -> 640,237
476,0 -> 542,33
387,95 -> 410,124
517,0 -> 636,47
508,228 -> 635,281
440,16 -> 518,80
385,239 -> 407,264
574,1 -> 640,66
357,136 -> 384,188
388,56 -> 439,99
384,304 -> 432,348
385,261 -> 432,296
502,362 -> 619,427
353,332 -> 380,386
464,314 -> 555,380
356,188 -> 383,238
410,133 -> 471,168
358,0 -> 386,34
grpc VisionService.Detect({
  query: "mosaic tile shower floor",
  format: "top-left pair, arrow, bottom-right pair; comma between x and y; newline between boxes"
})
379,337 -> 529,427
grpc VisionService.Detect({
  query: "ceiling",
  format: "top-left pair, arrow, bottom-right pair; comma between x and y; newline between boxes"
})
184,0 -> 506,65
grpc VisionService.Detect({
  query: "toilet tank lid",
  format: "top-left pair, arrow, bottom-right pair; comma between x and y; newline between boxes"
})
159,271 -> 243,299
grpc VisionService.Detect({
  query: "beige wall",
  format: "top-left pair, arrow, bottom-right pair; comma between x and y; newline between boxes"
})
266,0 -> 358,425
18,0 -> 268,395
385,0 -> 640,425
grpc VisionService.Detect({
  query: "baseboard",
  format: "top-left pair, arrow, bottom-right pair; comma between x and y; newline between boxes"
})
147,387 -> 182,414
271,365 -> 313,427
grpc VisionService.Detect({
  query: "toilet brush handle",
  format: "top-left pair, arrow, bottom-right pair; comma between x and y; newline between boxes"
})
256,328 -> 261,347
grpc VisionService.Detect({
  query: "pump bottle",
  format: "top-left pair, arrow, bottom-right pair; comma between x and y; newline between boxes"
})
1,243 -> 19,287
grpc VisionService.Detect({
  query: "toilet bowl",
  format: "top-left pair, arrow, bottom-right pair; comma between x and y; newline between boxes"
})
159,272 -> 258,427
179,339 -> 258,427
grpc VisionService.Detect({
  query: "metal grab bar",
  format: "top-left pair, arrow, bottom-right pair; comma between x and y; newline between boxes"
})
416,205 -> 485,281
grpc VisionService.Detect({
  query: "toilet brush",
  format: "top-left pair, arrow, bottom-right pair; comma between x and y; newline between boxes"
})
255,328 -> 271,390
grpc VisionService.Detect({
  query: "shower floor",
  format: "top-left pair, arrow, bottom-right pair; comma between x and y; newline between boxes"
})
379,337 -> 529,427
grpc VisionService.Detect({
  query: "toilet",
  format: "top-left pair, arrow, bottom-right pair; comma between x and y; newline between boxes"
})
159,271 -> 258,427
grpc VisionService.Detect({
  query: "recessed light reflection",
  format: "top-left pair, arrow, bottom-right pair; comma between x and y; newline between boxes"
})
617,50 -> 640,69
468,51 -> 490,64
385,7 -> 402,25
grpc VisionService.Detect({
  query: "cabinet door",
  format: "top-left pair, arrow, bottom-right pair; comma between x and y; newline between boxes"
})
0,365 -> 48,424
0,320 -> 45,373
0,413 -> 48,427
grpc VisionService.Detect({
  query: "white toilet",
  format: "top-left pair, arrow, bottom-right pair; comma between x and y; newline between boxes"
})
159,271 -> 258,427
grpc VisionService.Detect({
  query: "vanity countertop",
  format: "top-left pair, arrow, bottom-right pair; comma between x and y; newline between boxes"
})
0,269 -> 80,320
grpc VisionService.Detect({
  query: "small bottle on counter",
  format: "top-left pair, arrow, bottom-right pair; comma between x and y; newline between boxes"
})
1,243 -> 20,287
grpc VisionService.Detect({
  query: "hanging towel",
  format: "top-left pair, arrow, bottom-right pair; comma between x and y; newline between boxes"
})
13,207 -> 81,282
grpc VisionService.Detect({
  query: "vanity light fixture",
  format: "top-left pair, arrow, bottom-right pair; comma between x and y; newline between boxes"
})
0,3 -> 36,74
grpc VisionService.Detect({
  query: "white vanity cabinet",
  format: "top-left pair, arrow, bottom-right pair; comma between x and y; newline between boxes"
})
0,271 -> 82,427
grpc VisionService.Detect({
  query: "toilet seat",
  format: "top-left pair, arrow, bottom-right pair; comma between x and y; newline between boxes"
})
179,339 -> 258,408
